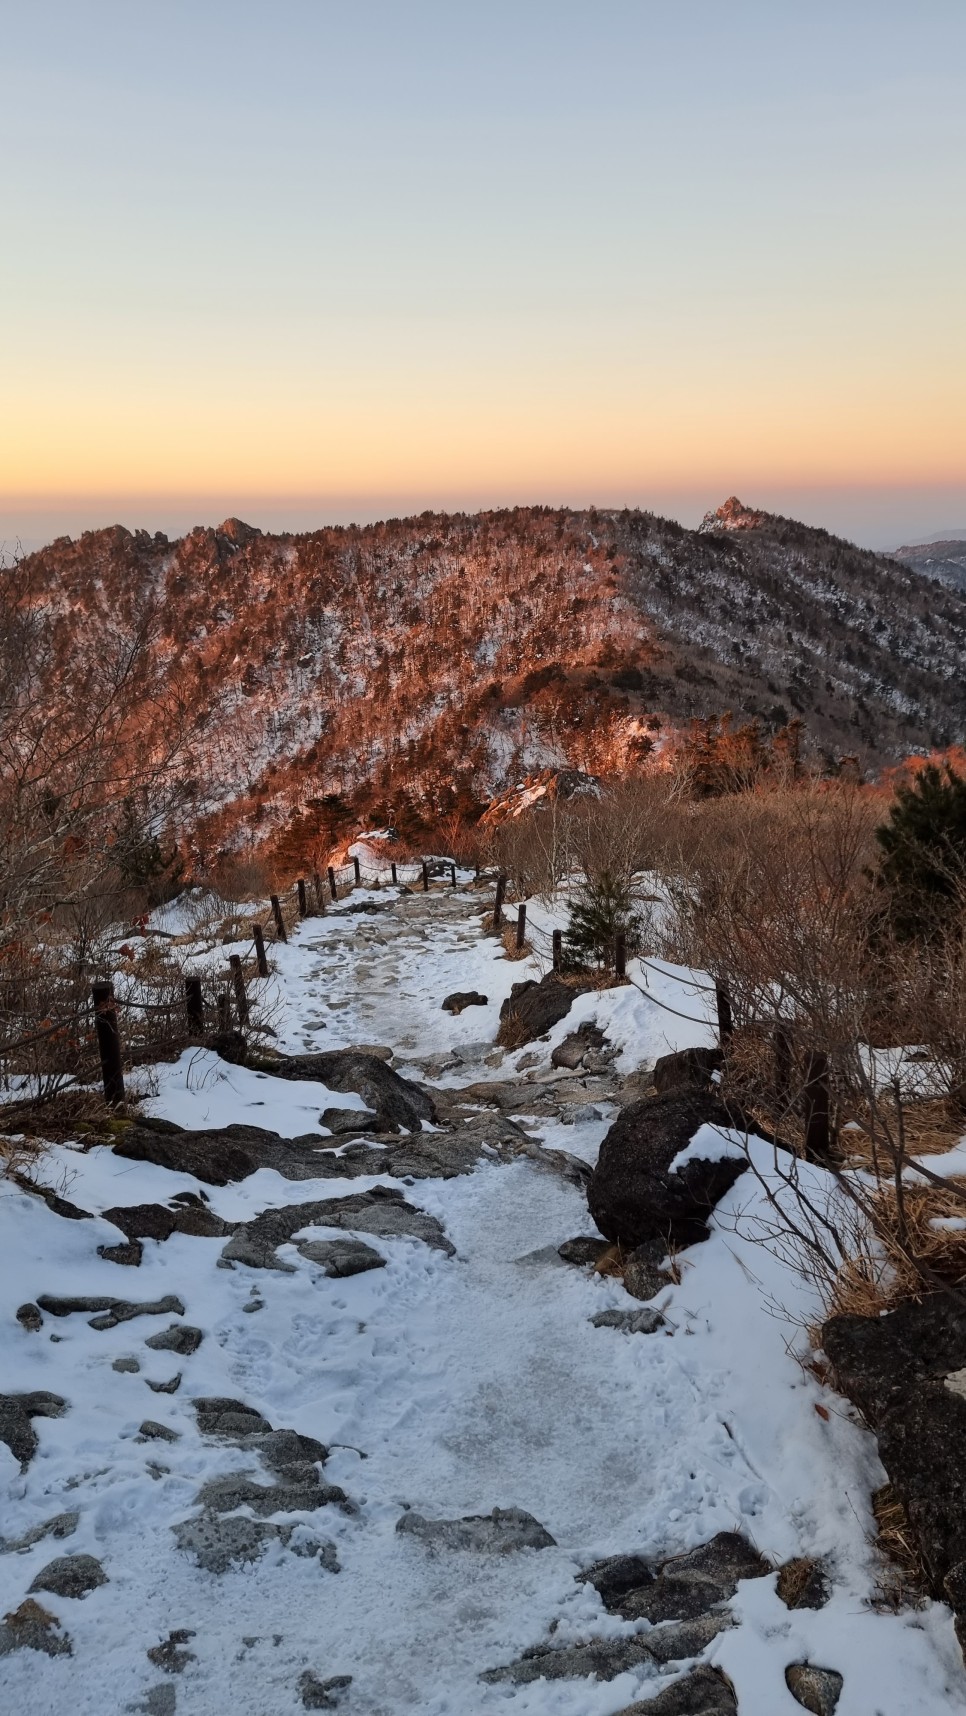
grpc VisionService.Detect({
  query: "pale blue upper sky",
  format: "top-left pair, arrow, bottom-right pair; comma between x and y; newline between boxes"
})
2,1 -> 965,549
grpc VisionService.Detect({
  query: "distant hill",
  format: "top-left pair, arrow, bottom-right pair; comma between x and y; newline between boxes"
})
891,536 -> 966,593
12,498 -> 966,856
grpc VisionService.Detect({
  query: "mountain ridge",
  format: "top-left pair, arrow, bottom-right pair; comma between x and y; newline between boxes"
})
13,499 -> 966,858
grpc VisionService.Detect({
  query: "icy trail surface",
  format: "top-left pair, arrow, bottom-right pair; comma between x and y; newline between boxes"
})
2,885 -> 965,1715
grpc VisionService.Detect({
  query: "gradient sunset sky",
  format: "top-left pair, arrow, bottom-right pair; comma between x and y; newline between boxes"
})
3,1 -> 965,551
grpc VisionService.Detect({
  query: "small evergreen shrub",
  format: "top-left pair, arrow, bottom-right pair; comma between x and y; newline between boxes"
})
564,870 -> 643,970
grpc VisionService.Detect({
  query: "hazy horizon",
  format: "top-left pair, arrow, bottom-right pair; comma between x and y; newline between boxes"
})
4,480 -> 966,561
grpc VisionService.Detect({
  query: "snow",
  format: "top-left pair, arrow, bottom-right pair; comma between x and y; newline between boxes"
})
2,886 -> 965,1714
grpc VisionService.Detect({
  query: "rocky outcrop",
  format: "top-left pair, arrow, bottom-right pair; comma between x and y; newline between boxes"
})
587,1089 -> 745,1248
497,974 -> 595,1047
615,1667 -> 737,1715
823,1291 -> 966,1649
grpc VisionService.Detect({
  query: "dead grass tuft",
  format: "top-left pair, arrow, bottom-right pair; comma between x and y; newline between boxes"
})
871,1484 -> 929,1611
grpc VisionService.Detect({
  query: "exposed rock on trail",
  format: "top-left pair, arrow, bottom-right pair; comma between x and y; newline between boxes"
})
396,1507 -> 555,1554
615,1666 -> 738,1715
28,1554 -> 107,1600
0,1598 -> 72,1658
171,1513 -> 339,1576
214,1043 -> 437,1133
219,1187 -> 455,1271
0,1392 -> 68,1469
441,991 -> 488,1014
588,1089 -> 745,1248
36,1294 -> 185,1329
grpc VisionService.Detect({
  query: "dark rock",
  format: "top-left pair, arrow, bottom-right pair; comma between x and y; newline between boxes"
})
146,1374 -> 182,1395
482,1613 -> 731,1685
0,1512 -> 79,1554
145,1324 -> 203,1356
0,1597 -> 72,1657
16,1303 -> 42,1332
823,1291 -> 966,1625
98,1239 -> 144,1267
590,1307 -> 664,1335
29,1553 -> 107,1599
319,1107 -> 379,1135
777,1556 -> 831,1610
14,1178 -> 91,1221
193,1399 -> 273,1437
623,1239 -> 673,1302
396,1506 -> 555,1553
298,1671 -> 352,1709
585,1532 -> 770,1625
147,1629 -> 196,1674
103,1202 -> 230,1242
220,1047 -> 437,1134
587,1089 -> 745,1249
36,1293 -> 185,1329
652,1045 -> 723,1094
557,1236 -> 611,1267
785,1663 -> 843,1715
578,1552 -> 654,1606
296,1238 -> 386,1276
615,1666 -> 737,1715
113,1356 -> 140,1373
221,1188 -> 454,1272
139,1421 -> 181,1443
0,1391 -> 68,1469
114,1117 -> 258,1186
194,1471 -> 350,1517
551,1022 -> 607,1070
498,974 -> 595,1047
441,991 -> 488,1014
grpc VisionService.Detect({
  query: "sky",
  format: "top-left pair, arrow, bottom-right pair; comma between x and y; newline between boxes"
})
2,1 -> 965,552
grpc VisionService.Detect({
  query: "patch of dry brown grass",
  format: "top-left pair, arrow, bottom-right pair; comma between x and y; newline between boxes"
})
871,1484 -> 929,1611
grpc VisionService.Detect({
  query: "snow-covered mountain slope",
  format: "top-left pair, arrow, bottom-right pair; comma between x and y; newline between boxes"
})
13,500 -> 966,855
2,882 -> 965,1715
892,537 -> 966,594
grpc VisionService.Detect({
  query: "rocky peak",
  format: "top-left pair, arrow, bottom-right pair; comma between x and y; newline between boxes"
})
699,496 -> 767,534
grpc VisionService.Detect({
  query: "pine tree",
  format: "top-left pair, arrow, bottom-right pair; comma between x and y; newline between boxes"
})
875,763 -> 966,937
564,870 -> 642,970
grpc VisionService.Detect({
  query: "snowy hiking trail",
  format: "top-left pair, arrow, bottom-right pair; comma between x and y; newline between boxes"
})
2,885 -> 966,1716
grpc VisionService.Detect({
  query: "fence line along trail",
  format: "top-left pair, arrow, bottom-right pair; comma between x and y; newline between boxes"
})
0,875 -> 964,1716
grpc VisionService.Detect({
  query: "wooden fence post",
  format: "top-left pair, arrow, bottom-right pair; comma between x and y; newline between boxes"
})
422,861 -> 430,893
552,929 -> 562,972
229,954 -> 250,1026
715,982 -> 733,1045
803,1050 -> 832,1162
450,863 -> 457,888
184,975 -> 204,1036
270,894 -> 287,942
352,855 -> 361,886
615,931 -> 627,979
216,992 -> 231,1033
297,879 -> 308,918
391,861 -> 398,885
516,902 -> 527,951
328,866 -> 337,901
493,873 -> 506,931
92,981 -> 125,1107
313,872 -> 326,913
252,922 -> 269,977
